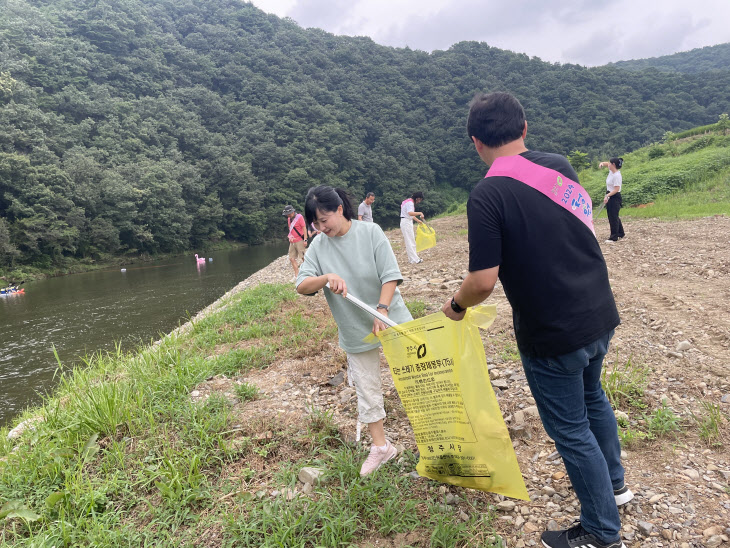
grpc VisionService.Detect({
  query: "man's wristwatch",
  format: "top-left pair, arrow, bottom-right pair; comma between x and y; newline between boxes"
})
450,296 -> 465,313
376,303 -> 389,312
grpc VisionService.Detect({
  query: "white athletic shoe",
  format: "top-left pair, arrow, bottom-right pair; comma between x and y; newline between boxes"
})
360,441 -> 397,476
614,485 -> 634,506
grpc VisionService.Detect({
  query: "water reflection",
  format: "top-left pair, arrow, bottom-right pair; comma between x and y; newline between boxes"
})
0,243 -> 288,425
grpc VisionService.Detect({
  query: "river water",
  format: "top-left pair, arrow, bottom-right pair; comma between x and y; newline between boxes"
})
0,243 -> 288,426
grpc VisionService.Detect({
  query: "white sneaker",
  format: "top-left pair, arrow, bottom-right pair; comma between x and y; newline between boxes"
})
604,239 -> 615,243
614,485 -> 634,506
360,441 -> 397,476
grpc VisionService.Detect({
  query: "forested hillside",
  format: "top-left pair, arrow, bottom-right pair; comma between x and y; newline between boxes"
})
1,0 -> 729,274
609,43 -> 730,74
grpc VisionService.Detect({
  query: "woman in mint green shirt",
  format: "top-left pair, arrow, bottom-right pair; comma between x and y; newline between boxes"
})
296,186 -> 412,476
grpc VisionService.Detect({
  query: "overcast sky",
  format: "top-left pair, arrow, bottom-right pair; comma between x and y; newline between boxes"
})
249,0 -> 730,66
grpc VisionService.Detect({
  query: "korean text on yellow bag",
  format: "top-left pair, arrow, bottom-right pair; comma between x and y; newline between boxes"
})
377,306 -> 528,500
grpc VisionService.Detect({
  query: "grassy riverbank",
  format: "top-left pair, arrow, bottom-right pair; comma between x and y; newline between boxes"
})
0,283 -> 500,547
3,212 -> 730,547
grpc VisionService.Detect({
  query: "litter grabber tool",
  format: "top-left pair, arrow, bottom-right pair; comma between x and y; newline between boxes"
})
593,199 -> 607,219
324,282 -> 397,328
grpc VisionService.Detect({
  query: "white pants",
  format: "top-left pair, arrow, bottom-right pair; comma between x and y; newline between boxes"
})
347,348 -> 385,424
400,218 -> 420,263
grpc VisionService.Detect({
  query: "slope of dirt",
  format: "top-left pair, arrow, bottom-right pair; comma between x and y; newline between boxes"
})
195,214 -> 730,547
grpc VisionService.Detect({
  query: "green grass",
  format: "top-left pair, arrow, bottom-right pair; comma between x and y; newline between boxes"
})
405,299 -> 429,319
601,354 -> 650,410
618,427 -> 650,448
692,401 -> 726,447
611,169 -> 730,219
0,282 -> 503,547
224,446 -> 501,548
498,343 -> 520,363
233,382 -> 259,403
644,402 -> 682,439
581,132 -> 730,217
437,202 -> 467,219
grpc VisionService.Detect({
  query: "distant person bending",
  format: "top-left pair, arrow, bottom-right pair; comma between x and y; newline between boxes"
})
400,191 -> 425,264
598,157 -> 625,242
296,186 -> 413,476
283,205 -> 307,279
358,192 -> 375,222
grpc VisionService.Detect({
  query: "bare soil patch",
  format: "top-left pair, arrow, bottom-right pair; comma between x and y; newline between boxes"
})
194,214 -> 730,546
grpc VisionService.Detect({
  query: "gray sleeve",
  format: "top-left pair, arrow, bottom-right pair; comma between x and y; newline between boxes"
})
357,202 -> 366,216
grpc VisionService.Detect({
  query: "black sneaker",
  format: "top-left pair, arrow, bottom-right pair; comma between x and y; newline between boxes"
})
541,522 -> 626,548
614,484 -> 634,506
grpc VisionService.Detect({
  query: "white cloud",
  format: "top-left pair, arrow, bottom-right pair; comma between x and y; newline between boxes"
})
250,0 -> 730,65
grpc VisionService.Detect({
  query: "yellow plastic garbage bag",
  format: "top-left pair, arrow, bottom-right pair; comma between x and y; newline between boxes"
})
377,305 -> 529,500
415,223 -> 436,252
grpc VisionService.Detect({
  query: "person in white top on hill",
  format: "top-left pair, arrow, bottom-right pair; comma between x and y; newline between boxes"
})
400,191 -> 425,263
598,157 -> 625,242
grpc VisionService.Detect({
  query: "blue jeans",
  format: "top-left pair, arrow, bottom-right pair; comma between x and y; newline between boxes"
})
520,330 -> 623,543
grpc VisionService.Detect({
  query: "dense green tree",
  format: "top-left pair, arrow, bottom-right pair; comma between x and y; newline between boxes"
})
567,150 -> 591,172
0,0 -> 728,272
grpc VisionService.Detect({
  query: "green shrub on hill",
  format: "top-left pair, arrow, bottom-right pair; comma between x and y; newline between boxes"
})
580,133 -> 730,209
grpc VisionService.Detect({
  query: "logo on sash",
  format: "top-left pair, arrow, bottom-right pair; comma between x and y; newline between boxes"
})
486,155 -> 595,236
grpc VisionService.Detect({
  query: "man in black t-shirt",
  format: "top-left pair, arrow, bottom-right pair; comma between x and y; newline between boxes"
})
441,92 -> 629,548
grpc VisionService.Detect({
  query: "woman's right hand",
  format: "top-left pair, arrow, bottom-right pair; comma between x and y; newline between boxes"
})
326,273 -> 347,297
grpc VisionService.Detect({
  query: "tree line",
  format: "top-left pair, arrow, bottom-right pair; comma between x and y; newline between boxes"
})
1,0 -> 729,272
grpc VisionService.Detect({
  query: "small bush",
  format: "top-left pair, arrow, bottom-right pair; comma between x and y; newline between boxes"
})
644,402 -> 682,438
601,355 -> 650,410
234,382 -> 259,402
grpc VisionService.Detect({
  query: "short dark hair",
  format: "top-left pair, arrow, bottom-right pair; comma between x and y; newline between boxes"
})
609,157 -> 624,169
467,92 -> 526,148
304,185 -> 355,226
366,192 -> 375,198
411,191 -> 424,201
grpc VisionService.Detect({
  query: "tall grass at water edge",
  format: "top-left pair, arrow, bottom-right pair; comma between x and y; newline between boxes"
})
0,283 -> 502,547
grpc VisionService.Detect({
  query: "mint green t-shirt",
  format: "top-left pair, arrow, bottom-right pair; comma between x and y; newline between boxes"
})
296,220 -> 413,353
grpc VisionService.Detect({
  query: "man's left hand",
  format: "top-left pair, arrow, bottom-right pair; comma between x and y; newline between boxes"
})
442,298 -> 466,321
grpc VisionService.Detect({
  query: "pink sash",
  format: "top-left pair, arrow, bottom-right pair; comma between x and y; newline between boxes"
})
485,155 -> 595,236
287,214 -> 304,242
400,198 -> 414,219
